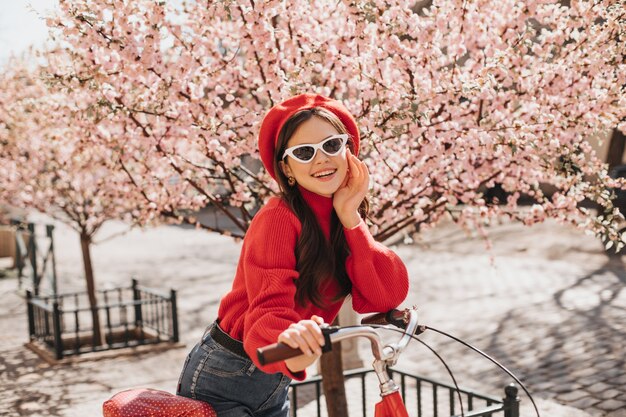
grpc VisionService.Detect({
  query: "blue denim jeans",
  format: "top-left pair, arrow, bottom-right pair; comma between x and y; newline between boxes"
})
177,323 -> 292,417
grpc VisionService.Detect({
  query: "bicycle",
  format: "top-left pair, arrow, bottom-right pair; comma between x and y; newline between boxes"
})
103,307 -> 539,417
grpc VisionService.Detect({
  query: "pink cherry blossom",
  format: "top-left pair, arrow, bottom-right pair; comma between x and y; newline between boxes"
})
2,0 -> 625,251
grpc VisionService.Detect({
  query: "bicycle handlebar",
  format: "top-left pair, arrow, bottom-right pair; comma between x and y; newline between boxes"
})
256,308 -> 540,417
256,308 -> 422,366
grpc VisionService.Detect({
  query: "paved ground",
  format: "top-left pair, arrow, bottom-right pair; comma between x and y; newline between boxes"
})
0,214 -> 624,417
395,222 -> 626,417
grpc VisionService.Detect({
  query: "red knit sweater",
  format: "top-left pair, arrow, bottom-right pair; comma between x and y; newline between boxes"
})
217,187 -> 409,380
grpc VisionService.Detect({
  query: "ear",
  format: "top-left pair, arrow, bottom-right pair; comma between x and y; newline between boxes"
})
279,160 -> 293,178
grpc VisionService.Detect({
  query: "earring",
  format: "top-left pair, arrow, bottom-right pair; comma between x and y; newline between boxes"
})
288,176 -> 296,186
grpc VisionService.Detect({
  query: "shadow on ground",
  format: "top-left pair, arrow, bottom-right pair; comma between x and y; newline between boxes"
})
480,257 -> 626,414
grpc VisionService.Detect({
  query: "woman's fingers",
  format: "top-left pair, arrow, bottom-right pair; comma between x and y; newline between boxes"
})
302,319 -> 325,346
333,151 -> 370,228
347,151 -> 361,184
348,157 -> 368,196
344,151 -> 365,190
277,329 -> 298,350
299,320 -> 325,353
278,319 -> 325,356
279,328 -> 313,355
292,329 -> 318,356
349,152 -> 368,186
359,160 -> 370,193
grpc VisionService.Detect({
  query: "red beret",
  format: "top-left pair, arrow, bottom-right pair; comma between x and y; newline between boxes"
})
258,93 -> 360,180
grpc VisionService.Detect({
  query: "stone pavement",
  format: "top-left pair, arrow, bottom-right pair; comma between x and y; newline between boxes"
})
395,222 -> 625,417
0,215 -> 624,417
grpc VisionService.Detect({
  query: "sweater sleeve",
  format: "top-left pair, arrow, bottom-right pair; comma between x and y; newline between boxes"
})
344,220 -> 409,314
240,203 -> 307,380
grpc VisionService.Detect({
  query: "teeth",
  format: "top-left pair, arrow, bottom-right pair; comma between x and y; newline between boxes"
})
313,170 -> 335,178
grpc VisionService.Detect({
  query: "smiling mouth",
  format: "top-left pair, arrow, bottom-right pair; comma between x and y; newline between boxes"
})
312,169 -> 336,178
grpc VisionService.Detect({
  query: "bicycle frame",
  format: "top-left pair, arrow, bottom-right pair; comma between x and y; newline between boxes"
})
375,391 -> 409,417
108,307 -> 528,417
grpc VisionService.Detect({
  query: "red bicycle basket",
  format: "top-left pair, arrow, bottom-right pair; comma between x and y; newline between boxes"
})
103,388 -> 216,417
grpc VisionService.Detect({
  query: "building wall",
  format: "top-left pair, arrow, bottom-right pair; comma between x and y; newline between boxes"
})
590,130 -> 626,165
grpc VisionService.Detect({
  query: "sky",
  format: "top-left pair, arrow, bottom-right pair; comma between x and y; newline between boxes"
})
0,0 -> 57,65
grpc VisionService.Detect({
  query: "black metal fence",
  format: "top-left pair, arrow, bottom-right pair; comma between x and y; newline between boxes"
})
26,279 -> 179,360
290,368 -> 519,417
11,219 -> 58,296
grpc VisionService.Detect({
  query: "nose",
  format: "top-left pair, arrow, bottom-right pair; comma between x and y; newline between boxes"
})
311,149 -> 331,164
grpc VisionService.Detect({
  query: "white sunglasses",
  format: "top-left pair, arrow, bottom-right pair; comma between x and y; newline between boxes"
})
282,134 -> 349,163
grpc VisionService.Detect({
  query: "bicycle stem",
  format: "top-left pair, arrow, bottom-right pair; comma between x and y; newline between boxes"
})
325,309 -> 420,397
326,326 -> 400,396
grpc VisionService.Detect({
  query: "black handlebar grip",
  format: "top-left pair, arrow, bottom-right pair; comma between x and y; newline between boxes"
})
361,309 -> 408,328
360,312 -> 392,326
385,309 -> 409,329
257,328 -> 336,366
257,342 -> 304,366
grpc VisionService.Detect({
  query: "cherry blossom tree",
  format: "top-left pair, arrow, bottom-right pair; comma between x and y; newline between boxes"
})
0,51 -> 154,345
2,1 -> 623,412
41,0 -> 625,249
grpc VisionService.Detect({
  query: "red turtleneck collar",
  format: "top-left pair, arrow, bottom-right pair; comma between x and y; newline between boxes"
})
298,185 -> 334,238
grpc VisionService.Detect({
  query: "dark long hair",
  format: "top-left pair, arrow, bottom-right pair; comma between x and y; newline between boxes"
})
273,108 -> 369,308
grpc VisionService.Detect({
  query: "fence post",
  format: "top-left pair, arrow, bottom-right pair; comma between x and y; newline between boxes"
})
503,384 -> 520,417
132,278 -> 143,326
46,225 -> 58,296
52,301 -> 64,360
170,289 -> 179,343
27,223 -> 39,295
26,290 -> 35,340
11,220 -> 24,285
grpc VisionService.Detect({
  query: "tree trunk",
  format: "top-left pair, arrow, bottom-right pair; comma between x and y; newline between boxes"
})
320,317 -> 348,417
606,128 -> 626,170
80,231 -> 103,346
338,300 -> 364,370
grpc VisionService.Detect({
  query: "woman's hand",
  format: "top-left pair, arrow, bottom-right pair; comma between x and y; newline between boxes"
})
333,149 -> 369,228
278,315 -> 325,373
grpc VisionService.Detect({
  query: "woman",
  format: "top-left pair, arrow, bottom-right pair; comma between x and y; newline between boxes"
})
177,93 -> 409,417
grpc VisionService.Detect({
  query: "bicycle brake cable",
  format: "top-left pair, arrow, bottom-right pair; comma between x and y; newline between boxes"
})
339,323 -> 540,417
366,324 -> 466,417
425,325 -> 541,417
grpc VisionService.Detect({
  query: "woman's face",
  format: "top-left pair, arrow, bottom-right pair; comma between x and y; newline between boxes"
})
280,116 -> 349,198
